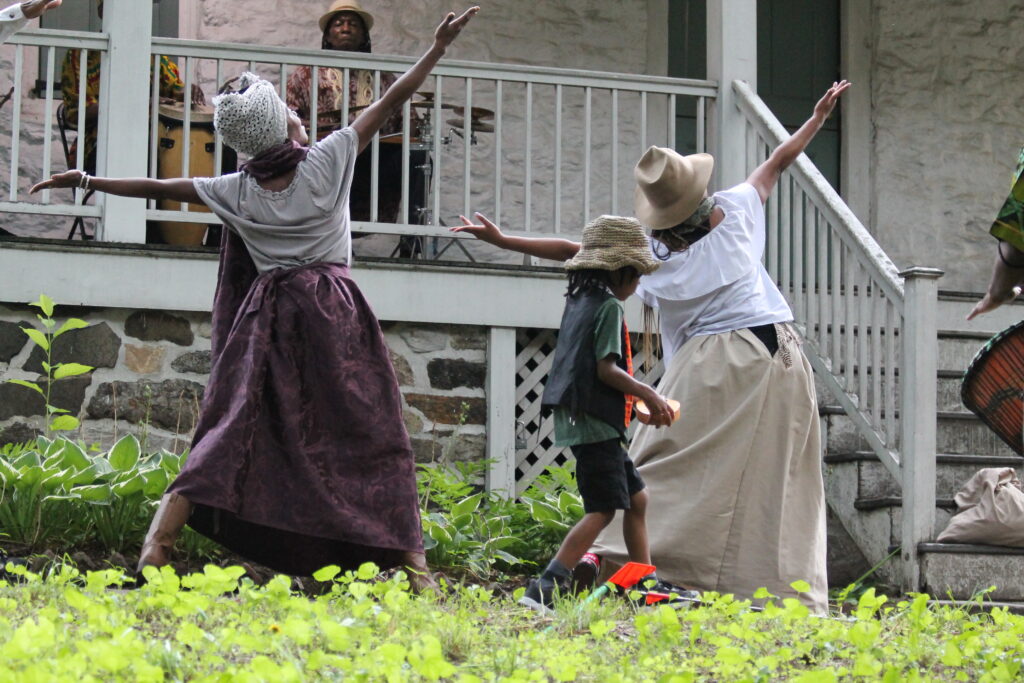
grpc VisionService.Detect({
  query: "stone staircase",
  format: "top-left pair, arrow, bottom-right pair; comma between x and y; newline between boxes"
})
822,294 -> 1024,603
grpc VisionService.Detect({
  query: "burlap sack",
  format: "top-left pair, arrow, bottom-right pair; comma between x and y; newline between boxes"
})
936,468 -> 1024,547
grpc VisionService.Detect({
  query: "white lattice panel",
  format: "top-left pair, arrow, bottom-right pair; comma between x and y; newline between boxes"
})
513,327 -> 666,495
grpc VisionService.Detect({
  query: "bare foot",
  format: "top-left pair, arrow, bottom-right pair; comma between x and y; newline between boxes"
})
403,551 -> 439,595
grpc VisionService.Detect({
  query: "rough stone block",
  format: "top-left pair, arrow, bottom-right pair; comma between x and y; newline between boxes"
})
399,327 -> 447,354
125,344 -> 166,375
23,322 -> 120,373
402,409 -> 423,435
404,393 -> 486,425
451,328 -> 487,351
0,375 -> 91,421
921,551 -> 1024,601
124,311 -> 194,346
427,358 -> 486,390
0,321 -> 28,363
388,349 -> 415,386
86,379 -> 204,433
0,421 -> 41,446
171,350 -> 212,375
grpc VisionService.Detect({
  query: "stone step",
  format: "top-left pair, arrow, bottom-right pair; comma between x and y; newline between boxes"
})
822,409 -> 1020,457
936,330 -> 993,373
824,451 -> 1024,500
919,543 -> 1024,602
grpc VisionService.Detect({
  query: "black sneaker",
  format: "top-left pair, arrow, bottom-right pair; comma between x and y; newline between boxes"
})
519,576 -> 567,614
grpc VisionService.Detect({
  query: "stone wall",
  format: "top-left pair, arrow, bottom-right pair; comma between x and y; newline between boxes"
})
869,0 -> 1024,292
0,301 -> 488,466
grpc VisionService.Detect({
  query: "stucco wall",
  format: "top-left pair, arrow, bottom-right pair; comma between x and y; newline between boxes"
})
869,0 -> 1024,292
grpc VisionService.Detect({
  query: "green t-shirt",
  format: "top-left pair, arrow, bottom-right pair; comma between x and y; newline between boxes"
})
553,297 -> 625,447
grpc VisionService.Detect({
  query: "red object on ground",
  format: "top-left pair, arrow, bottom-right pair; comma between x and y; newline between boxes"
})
606,561 -> 656,590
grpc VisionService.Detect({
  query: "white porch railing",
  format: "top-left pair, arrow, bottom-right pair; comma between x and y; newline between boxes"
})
1,23 -> 715,247
733,79 -> 943,591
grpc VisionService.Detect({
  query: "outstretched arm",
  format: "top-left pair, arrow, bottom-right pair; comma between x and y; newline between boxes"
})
747,80 -> 850,203
350,7 -> 478,153
450,212 -> 580,262
30,169 -> 203,204
967,242 -> 1024,320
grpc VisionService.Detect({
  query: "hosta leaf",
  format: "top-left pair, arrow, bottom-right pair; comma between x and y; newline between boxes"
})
108,434 -> 141,472
451,492 -> 483,517
58,441 -> 90,471
69,484 -> 112,503
426,522 -> 453,544
21,327 -> 49,352
6,379 -> 43,396
53,318 -> 89,339
53,363 -> 93,380
12,451 -> 41,469
48,415 -> 80,431
141,468 -> 169,497
112,474 -> 145,498
18,465 -> 44,488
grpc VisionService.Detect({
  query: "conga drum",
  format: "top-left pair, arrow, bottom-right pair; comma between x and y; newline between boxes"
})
156,102 -> 216,246
961,320 -> 1024,455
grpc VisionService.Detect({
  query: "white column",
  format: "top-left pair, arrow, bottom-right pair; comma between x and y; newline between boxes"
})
96,0 -> 152,242
486,327 -> 517,499
898,266 -> 943,592
840,0 -> 873,224
706,0 -> 757,189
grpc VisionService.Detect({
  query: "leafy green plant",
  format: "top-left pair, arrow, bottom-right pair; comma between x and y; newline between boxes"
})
5,295 -> 93,433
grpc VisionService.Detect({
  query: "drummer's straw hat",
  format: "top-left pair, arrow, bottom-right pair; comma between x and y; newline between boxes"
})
319,0 -> 375,33
564,216 -> 660,276
633,146 -> 714,230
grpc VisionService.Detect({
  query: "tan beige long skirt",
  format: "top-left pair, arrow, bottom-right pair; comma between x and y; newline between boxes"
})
592,324 -> 828,612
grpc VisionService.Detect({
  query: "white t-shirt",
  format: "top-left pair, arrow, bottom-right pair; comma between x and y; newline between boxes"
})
193,126 -> 358,274
636,182 -> 793,365
1,4 -> 28,45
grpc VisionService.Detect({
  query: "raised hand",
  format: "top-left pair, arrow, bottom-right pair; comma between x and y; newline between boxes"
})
813,80 -> 850,121
434,7 -> 479,52
451,212 -> 504,245
22,0 -> 62,20
30,169 -> 84,194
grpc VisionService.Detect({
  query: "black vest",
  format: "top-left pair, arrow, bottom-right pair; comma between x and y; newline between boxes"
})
541,289 -> 629,433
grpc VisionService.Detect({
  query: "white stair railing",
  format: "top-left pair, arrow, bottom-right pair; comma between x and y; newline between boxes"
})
732,80 -> 942,590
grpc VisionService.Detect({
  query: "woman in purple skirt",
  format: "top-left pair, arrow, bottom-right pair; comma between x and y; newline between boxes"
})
32,7 -> 479,591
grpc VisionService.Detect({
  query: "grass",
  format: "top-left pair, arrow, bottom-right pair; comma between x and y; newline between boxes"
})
1,561 -> 1022,681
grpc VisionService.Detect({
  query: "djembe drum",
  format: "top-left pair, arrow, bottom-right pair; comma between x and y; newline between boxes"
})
961,320 -> 1024,455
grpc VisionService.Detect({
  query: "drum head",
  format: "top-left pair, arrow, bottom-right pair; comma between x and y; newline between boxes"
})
961,319 -> 1024,455
158,102 -> 215,126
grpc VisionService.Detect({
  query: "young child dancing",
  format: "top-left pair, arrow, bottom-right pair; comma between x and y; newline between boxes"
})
457,215 -> 673,611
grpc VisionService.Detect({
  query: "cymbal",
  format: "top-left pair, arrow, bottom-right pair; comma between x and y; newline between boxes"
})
411,100 -> 455,109
446,117 -> 495,133
451,105 -> 494,121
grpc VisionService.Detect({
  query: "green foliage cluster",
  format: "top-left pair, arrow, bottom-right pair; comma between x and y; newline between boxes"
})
2,562 -> 1023,680
0,435 -> 214,559
418,460 -> 583,579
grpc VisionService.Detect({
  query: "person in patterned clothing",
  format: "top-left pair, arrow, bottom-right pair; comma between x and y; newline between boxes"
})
59,0 -> 204,173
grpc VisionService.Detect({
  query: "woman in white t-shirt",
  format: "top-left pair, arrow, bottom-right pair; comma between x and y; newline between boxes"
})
32,8 -> 478,591
455,81 -> 849,612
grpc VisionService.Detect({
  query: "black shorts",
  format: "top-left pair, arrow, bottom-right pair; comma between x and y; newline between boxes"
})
571,438 -> 646,513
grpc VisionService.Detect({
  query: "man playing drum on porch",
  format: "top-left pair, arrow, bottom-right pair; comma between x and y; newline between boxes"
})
287,0 -> 427,255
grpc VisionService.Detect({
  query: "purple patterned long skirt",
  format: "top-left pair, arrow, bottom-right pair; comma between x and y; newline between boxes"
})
168,230 -> 423,575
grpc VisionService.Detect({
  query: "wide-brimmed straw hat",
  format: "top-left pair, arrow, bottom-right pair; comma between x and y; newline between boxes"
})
319,0 -> 375,33
564,216 -> 660,275
634,146 -> 714,230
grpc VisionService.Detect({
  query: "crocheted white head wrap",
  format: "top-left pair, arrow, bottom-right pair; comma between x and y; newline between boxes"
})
212,72 -> 289,157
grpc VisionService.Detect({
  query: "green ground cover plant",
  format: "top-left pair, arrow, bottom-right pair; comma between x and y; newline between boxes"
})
1,561 -> 1022,681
